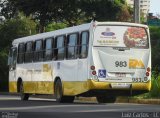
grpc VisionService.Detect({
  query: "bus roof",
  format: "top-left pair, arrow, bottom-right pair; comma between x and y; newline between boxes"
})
12,21 -> 148,45
95,21 -> 148,28
12,23 -> 91,45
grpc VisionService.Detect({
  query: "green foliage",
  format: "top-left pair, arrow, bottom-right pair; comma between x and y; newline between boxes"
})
150,67 -> 160,98
134,71 -> 160,99
0,49 -> 9,91
1,0 -> 131,32
140,12 -> 145,23
45,22 -> 67,32
150,26 -> 160,69
0,14 -> 36,49
149,77 -> 160,98
1,0 -> 56,32
80,0 -> 131,22
0,0 -> 17,19
150,26 -> 160,40
59,0 -> 87,26
0,14 -> 36,91
116,4 -> 132,22
137,26 -> 160,99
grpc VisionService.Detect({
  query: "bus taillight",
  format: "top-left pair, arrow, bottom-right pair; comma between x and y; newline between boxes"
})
92,71 -> 97,75
91,66 -> 95,70
146,67 -> 150,76
146,72 -> 150,76
147,67 -> 150,72
91,65 -> 97,75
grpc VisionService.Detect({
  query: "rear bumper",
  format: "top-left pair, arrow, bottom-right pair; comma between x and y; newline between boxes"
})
63,79 -> 151,96
87,79 -> 151,91
78,80 -> 151,97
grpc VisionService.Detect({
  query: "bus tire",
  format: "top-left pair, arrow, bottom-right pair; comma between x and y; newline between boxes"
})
19,82 -> 29,101
55,79 -> 74,103
96,95 -> 116,103
63,96 -> 75,103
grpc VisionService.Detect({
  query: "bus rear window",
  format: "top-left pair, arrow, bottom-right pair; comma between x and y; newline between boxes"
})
93,26 -> 149,49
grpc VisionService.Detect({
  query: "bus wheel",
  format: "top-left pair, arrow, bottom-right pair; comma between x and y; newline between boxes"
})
63,96 -> 75,103
19,82 -> 29,101
55,79 -> 74,103
96,96 -> 116,103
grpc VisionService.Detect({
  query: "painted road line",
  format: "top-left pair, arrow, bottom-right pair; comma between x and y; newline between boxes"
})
0,96 -> 55,101
0,104 -> 99,111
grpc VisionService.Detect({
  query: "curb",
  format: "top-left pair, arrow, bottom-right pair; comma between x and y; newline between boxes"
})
0,92 -> 19,96
1,92 -> 160,104
76,97 -> 160,105
116,97 -> 160,104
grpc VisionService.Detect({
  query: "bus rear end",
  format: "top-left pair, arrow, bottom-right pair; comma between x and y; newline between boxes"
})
89,22 -> 151,103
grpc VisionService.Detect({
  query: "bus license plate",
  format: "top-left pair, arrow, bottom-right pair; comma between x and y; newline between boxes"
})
111,83 -> 131,89
115,73 -> 126,77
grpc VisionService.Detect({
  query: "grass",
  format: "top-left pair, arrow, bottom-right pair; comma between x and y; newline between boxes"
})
134,75 -> 160,99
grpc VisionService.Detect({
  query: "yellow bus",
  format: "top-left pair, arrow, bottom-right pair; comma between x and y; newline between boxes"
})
8,21 -> 151,103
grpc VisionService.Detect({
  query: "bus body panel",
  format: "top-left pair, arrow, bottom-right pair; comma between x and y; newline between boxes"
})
92,47 -> 150,82
88,22 -> 151,93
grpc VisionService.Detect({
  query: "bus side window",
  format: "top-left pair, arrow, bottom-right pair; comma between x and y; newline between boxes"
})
34,40 -> 43,62
8,47 -> 17,70
79,31 -> 89,58
25,41 -> 33,63
66,33 -> 78,59
55,36 -> 65,60
17,43 -> 25,64
44,38 -> 53,61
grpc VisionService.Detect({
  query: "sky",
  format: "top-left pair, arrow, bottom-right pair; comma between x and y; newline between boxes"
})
149,0 -> 160,15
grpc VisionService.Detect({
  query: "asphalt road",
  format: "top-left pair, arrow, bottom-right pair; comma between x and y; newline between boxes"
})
0,95 -> 160,118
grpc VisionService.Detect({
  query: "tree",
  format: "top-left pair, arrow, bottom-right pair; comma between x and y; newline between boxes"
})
0,49 -> 9,91
0,0 -> 18,19
58,0 -> 87,26
150,26 -> 160,69
0,0 -> 131,32
79,0 -> 131,22
0,14 -> 36,91
0,13 -> 36,49
45,22 -> 67,32
1,0 -> 56,32
117,4 -> 132,22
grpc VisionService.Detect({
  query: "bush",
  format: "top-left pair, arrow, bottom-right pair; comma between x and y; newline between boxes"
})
150,78 -> 160,98
148,72 -> 160,98
138,72 -> 160,99
150,26 -> 160,68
